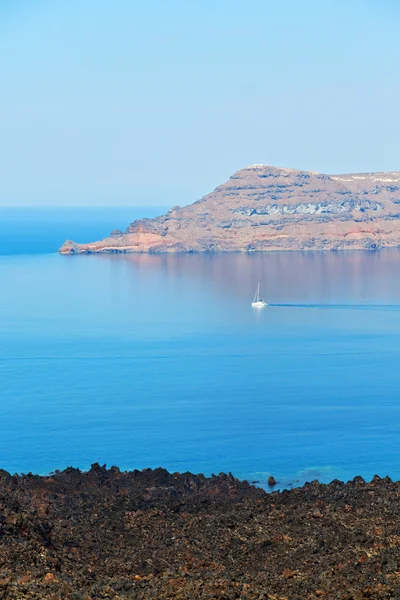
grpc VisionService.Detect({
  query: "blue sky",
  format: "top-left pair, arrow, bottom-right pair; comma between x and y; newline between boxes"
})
1,0 -> 399,206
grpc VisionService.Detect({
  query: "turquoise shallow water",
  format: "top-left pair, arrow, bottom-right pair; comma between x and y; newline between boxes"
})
1,209 -> 400,489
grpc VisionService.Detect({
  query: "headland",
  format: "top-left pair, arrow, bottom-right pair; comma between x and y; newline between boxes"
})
59,165 -> 400,254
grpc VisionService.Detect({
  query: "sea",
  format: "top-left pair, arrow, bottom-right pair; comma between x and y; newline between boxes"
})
1,206 -> 400,489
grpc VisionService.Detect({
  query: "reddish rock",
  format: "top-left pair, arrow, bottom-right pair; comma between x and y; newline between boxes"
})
59,165 -> 400,254
0,465 -> 399,598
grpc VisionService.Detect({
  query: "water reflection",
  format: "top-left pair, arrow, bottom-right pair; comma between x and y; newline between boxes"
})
96,249 -> 400,305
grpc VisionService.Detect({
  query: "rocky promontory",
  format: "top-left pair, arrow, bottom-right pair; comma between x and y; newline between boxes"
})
59,164 -> 400,254
1,465 -> 400,598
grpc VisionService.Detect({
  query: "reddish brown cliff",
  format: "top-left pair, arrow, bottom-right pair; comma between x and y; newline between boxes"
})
59,165 -> 400,254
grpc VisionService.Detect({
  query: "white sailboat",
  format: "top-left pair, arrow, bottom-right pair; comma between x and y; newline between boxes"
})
251,283 -> 267,308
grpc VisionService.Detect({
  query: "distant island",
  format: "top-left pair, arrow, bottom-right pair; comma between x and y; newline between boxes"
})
59,164 -> 400,254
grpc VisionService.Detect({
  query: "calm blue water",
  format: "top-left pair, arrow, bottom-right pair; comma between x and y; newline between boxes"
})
1,208 -> 400,489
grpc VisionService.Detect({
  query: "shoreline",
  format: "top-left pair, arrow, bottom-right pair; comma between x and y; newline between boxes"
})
0,464 -> 398,598
59,244 -> 390,255
0,463 -> 384,493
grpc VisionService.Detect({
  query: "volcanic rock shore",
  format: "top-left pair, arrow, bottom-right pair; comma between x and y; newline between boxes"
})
59,164 -> 400,254
1,466 -> 400,599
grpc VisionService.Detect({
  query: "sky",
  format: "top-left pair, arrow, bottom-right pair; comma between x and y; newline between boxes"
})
0,0 -> 399,207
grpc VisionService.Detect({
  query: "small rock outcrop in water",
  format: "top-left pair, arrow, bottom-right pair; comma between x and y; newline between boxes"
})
59,164 -> 400,254
0,466 -> 400,598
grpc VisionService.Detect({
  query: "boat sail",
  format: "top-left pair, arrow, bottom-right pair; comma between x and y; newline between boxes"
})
251,283 -> 267,308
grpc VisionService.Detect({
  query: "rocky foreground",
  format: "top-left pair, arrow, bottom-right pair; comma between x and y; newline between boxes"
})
59,165 -> 400,254
0,466 -> 400,599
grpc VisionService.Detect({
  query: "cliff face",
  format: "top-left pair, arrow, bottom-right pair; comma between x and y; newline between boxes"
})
59,165 -> 400,254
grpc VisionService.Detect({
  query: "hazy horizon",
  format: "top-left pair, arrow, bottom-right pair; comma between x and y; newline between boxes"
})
2,162 -> 400,209
1,0 -> 399,207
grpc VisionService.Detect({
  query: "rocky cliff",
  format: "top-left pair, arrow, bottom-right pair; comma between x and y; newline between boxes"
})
59,165 -> 400,254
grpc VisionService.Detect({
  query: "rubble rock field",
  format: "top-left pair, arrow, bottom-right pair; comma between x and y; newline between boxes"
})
0,465 -> 399,599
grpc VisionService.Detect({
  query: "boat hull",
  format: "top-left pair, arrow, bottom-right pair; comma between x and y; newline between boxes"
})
251,301 -> 267,308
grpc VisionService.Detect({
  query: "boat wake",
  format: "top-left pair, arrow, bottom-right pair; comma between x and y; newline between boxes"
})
268,303 -> 400,311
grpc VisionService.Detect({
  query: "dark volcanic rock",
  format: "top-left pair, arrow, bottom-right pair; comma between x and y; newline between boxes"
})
59,164 -> 400,254
0,465 -> 400,598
